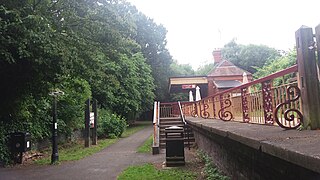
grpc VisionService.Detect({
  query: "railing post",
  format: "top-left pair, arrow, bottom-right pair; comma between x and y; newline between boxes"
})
296,26 -> 320,129
219,94 -> 224,119
241,87 -> 250,122
152,101 -> 160,154
84,99 -> 90,147
211,96 -> 216,119
262,80 -> 274,124
315,24 -> 320,78
92,99 -> 98,145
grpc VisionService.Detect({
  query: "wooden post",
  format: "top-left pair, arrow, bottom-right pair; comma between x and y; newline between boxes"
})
295,26 -> 320,129
92,99 -> 98,145
84,99 -> 90,147
315,24 -> 320,81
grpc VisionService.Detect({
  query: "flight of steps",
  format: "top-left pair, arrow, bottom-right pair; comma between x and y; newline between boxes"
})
159,117 -> 195,149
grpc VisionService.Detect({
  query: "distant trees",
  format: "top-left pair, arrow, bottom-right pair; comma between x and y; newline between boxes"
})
221,39 -> 280,73
254,49 -> 296,85
134,12 -> 173,101
195,63 -> 215,76
170,60 -> 195,76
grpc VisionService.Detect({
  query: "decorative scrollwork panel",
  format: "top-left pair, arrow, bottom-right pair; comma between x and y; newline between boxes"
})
200,102 -> 210,119
218,94 -> 233,121
191,103 -> 197,117
241,87 -> 250,122
262,80 -> 274,124
274,86 -> 303,129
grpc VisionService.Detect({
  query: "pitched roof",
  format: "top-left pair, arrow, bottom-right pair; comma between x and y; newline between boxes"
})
213,80 -> 242,88
207,60 -> 251,77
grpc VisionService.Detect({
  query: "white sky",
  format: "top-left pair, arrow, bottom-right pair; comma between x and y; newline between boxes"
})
127,0 -> 320,69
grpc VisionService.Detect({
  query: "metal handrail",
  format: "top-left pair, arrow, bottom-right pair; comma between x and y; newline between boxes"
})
178,101 -> 190,149
178,101 -> 187,125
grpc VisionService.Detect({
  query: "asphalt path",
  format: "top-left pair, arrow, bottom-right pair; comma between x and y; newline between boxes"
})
0,125 -> 164,180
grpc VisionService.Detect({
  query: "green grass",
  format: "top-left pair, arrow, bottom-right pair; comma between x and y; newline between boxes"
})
35,121 -> 151,165
122,122 -> 150,137
117,164 -> 196,180
137,135 -> 153,153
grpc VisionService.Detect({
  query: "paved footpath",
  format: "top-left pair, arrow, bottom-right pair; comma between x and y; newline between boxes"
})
0,125 -> 164,180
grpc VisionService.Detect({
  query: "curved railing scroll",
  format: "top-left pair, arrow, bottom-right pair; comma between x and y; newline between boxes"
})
218,95 -> 233,121
274,86 -> 303,129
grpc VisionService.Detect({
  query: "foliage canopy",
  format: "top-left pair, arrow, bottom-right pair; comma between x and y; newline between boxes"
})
0,0 -> 174,164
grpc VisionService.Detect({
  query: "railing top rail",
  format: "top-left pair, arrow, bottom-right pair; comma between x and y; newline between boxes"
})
159,102 -> 179,105
195,64 -> 298,101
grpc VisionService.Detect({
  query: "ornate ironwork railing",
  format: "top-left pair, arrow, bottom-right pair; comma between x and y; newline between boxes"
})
182,65 -> 303,129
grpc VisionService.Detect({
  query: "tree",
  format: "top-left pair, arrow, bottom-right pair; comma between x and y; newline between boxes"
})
254,49 -> 296,86
170,60 -> 195,76
133,12 -> 173,101
221,40 -> 280,73
0,0 -> 159,164
195,63 -> 215,76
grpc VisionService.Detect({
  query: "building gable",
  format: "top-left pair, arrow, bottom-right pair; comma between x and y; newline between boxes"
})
207,60 -> 252,77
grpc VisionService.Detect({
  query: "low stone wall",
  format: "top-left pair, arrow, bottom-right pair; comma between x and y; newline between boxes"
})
34,129 -> 84,151
189,121 -> 320,180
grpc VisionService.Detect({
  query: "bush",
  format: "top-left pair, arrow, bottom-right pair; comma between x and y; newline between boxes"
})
97,109 -> 127,138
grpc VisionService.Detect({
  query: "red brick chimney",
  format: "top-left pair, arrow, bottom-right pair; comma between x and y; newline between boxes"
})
212,49 -> 222,64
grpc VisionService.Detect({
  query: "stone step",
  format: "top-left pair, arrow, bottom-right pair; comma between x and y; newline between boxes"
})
160,117 -> 181,121
160,122 -> 184,126
159,132 -> 194,137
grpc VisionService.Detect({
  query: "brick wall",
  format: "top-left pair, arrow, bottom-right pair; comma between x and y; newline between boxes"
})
191,125 -> 320,180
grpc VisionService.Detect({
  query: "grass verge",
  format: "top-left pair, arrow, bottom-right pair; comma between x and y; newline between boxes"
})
117,163 -> 196,180
137,135 -> 153,153
34,121 -> 151,165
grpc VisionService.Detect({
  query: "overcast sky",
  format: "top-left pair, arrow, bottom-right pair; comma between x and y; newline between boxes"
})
127,0 -> 320,69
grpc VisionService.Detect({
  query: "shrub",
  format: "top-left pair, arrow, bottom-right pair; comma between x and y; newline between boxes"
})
97,109 -> 127,138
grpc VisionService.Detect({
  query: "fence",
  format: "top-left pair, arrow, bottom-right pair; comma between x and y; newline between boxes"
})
182,24 -> 320,130
182,65 -> 302,129
159,102 -> 180,118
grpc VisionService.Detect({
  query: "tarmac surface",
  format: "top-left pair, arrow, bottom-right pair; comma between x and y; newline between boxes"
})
0,125 -> 164,180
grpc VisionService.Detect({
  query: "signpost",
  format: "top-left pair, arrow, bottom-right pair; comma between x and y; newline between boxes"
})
85,98 -> 98,147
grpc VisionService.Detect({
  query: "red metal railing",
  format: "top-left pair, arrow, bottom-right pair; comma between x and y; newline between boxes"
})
182,65 -> 303,129
159,102 -> 180,118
